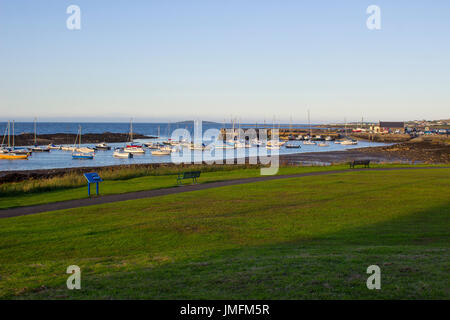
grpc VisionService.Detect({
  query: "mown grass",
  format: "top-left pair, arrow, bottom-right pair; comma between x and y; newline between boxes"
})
0,163 -> 444,210
0,168 -> 448,299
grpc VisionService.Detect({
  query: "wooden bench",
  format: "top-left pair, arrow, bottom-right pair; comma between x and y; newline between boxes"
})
177,171 -> 201,185
349,160 -> 370,168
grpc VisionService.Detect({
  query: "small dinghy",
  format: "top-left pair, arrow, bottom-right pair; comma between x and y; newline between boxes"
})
76,147 -> 96,153
113,148 -> 133,158
124,146 -> 145,154
96,142 -> 111,150
47,144 -> 61,150
285,143 -> 300,149
72,152 -> 94,160
151,149 -> 171,156
340,140 -> 358,145
32,146 -> 51,152
61,146 -> 76,151
11,148 -> 31,155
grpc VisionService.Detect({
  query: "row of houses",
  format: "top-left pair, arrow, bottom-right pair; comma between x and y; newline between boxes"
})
364,121 -> 448,135
370,122 -> 405,134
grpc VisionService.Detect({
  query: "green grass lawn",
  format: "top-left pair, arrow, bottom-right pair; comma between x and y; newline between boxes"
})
0,163 -> 443,210
0,168 -> 448,299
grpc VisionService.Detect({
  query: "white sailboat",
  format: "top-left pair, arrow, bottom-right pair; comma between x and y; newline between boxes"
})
0,121 -> 10,154
31,118 -> 50,152
72,126 -> 94,159
0,121 -> 29,160
303,110 -> 316,145
124,118 -> 145,154
341,118 -> 358,145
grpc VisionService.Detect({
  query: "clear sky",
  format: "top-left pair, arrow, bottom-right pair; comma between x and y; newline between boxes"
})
0,0 -> 449,123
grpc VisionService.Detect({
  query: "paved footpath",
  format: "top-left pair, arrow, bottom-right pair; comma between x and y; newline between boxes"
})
1,166 -> 448,219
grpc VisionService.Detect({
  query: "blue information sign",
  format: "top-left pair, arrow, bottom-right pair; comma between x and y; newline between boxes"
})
84,172 -> 103,196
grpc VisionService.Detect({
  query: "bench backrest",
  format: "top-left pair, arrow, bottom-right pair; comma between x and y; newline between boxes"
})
183,171 -> 201,178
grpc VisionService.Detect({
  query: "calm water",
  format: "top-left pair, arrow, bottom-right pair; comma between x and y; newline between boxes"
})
0,140 -> 388,172
0,122 -> 315,136
0,122 -> 386,172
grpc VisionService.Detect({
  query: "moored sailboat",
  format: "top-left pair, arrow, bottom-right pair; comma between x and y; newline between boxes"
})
72,126 -> 94,160
125,119 -> 145,154
0,121 -> 30,159
31,118 -> 50,152
303,110 -> 316,145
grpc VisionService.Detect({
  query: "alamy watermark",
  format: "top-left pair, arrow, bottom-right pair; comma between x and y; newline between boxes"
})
169,121 -> 279,175
366,265 -> 381,290
66,265 -> 81,290
366,5 -> 381,30
66,5 -> 81,30
65,5 -> 381,31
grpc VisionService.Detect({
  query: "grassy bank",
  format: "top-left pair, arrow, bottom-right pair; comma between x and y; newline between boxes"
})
1,164 -> 260,194
0,164 -> 444,210
0,168 -> 448,299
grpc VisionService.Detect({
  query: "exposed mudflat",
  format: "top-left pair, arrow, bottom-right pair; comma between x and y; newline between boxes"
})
278,149 -> 397,165
353,141 -> 450,164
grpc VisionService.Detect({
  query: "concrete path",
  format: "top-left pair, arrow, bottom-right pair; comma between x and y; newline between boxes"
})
1,166 -> 447,219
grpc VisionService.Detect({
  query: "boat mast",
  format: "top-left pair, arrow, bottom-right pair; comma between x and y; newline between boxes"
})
1,123 -> 8,147
344,118 -> 347,137
290,114 -> 292,135
272,115 -> 275,140
12,120 -> 15,150
72,126 -> 78,150
231,116 -> 235,140
34,117 -> 37,146
308,109 -> 312,138
7,121 -> 10,147
129,118 -> 133,142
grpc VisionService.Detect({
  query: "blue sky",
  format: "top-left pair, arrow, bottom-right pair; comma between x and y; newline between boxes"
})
0,0 -> 449,123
